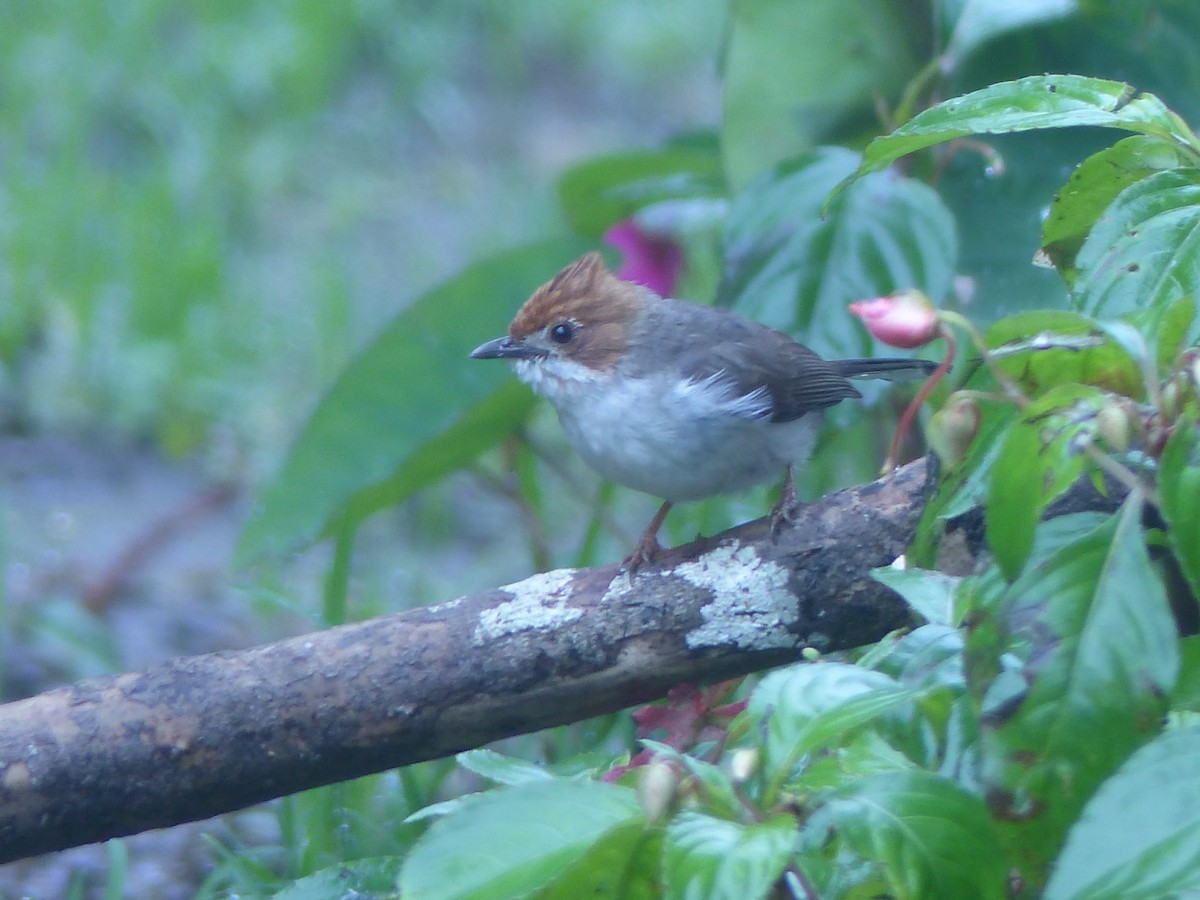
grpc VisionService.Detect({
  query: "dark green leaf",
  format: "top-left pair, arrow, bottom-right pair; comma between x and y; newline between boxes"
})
1045,727 -> 1200,899
1072,169 -> 1200,343
1172,635 -> 1200,712
556,146 -> 725,240
721,0 -> 923,188
238,239 -> 587,561
983,497 -> 1178,881
663,811 -> 796,900
985,384 -> 1109,580
857,76 -> 1200,177
1041,135 -> 1191,278
870,566 -> 960,626
1159,413 -> 1200,598
985,310 -> 1144,399
811,771 -> 1008,900
747,663 -> 916,799
720,147 -> 957,359
273,856 -> 402,899
398,780 -> 642,900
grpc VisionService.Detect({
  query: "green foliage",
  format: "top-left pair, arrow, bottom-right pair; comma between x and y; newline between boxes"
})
266,4 -> 1200,896
16,0 -> 1200,896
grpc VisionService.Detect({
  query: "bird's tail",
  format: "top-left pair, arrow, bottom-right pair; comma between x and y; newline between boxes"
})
830,357 -> 937,382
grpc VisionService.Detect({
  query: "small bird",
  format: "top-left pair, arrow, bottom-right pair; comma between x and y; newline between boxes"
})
471,252 -> 934,571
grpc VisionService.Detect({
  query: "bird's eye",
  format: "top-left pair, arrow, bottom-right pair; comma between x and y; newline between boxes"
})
549,321 -> 575,344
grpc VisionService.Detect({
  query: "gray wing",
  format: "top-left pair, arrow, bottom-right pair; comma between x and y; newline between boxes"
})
660,306 -> 860,423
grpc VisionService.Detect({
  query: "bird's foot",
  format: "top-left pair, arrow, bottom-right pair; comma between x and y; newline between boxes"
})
619,532 -> 663,576
619,500 -> 673,576
769,466 -> 802,538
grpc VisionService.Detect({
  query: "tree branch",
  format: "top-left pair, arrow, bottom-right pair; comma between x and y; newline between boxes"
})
0,457 -> 1054,863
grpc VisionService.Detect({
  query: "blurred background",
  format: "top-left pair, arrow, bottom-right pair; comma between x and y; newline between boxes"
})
0,2 -> 722,894
6,0 -> 1200,894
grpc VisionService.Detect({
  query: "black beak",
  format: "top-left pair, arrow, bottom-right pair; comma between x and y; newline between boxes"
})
470,336 -> 545,360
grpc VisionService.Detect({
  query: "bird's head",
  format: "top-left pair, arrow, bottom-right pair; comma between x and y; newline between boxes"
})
470,252 -> 648,381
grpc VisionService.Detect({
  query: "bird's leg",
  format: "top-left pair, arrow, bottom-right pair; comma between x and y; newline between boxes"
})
621,500 -> 673,574
769,465 -> 803,536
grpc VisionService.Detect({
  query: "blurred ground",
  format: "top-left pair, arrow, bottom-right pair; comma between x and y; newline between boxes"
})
0,4 -> 723,894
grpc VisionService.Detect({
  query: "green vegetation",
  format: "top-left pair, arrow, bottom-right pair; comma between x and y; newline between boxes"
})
4,1 -> 1200,897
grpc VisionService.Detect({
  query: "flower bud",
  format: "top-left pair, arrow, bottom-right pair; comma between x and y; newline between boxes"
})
926,393 -> 981,466
1096,402 -> 1133,453
637,759 -> 678,822
849,290 -> 940,349
729,748 -> 759,783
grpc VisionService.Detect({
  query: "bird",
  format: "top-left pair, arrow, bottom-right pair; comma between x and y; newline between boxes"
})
471,252 -> 934,571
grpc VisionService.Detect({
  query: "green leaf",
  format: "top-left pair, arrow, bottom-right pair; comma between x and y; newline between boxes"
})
1172,635 -> 1200,712
535,822 -> 662,900
273,856 -> 402,899
943,0 -> 1077,68
556,145 -> 725,240
663,811 -> 796,900
1045,727 -> 1200,900
1159,413 -> 1200,598
870,566 -> 960,626
721,0 -> 923,188
985,384 -> 1109,580
456,749 -> 554,787
1041,135 -> 1191,278
811,771 -> 1008,900
857,75 -> 1200,178
720,147 -> 957,359
985,310 -> 1144,399
238,239 -> 587,561
398,780 -> 643,900
747,663 -> 916,799
983,497 -> 1179,881
1072,168 -> 1200,349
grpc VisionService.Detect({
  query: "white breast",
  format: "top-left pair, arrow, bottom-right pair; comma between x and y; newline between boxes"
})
514,357 -> 819,502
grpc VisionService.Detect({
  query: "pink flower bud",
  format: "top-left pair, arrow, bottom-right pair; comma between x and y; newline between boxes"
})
849,289 -> 940,349
603,219 -> 684,298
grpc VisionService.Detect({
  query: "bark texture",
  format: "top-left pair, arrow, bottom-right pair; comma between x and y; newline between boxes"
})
0,458 -> 953,862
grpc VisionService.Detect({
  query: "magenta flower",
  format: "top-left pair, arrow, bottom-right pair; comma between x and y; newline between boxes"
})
603,219 -> 684,297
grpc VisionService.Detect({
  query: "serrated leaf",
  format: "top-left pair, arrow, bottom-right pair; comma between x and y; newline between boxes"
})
456,749 -> 554,787
811,771 -> 1008,900
1045,727 -> 1200,900
1041,135 -> 1190,277
985,310 -> 1143,399
721,0 -> 922,188
663,811 -> 796,900
273,855 -> 402,899
747,663 -> 916,799
871,566 -> 960,626
238,239 -> 587,562
857,76 -> 1200,178
983,497 -> 1179,880
1159,413 -> 1200,598
986,384 -> 1109,580
720,147 -> 957,359
398,780 -> 642,900
1072,169 -> 1200,343
556,146 -> 725,240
